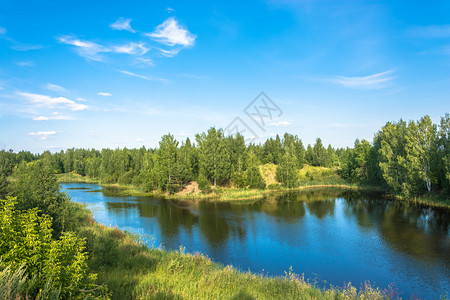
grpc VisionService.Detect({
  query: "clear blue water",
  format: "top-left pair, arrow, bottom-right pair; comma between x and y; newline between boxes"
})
62,183 -> 450,299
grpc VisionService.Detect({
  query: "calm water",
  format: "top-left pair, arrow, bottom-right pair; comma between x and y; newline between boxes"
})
62,183 -> 450,299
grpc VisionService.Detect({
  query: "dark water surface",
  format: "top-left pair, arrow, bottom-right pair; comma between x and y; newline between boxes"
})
62,183 -> 450,299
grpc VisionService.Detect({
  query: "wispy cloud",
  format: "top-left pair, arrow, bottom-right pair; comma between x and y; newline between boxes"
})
17,92 -> 88,111
419,45 -> 450,56
408,25 -> 450,39
327,70 -> 395,90
58,35 -> 109,61
58,35 -> 150,61
16,61 -> 34,67
97,92 -> 112,96
76,97 -> 87,102
134,57 -> 154,66
158,48 -> 180,57
110,17 -> 135,33
44,83 -> 66,92
113,42 -> 148,55
33,112 -> 75,121
0,27 -> 6,35
33,116 -> 49,121
29,131 -> 58,140
10,44 -> 42,51
120,70 -> 150,80
270,121 -> 292,127
166,8 -> 175,13
146,17 -> 196,47
120,70 -> 169,84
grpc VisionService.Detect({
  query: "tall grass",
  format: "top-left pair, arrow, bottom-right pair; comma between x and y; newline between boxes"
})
77,220 -> 394,300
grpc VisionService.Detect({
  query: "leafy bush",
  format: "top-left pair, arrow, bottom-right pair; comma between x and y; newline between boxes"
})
268,183 -> 281,190
0,197 -> 109,299
198,175 -> 212,193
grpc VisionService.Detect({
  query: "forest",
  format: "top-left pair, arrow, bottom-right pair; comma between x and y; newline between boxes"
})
1,114 -> 449,201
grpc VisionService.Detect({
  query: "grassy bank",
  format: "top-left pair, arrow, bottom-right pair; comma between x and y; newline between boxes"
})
56,167 -> 449,208
79,216 -> 393,299
393,192 -> 450,209
57,165 -> 361,202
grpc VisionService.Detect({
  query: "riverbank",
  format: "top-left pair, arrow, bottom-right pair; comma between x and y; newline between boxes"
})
393,192 -> 450,209
57,172 -> 449,209
56,172 -> 363,201
79,213 -> 393,299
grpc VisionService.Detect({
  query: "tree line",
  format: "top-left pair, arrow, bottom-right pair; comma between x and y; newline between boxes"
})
1,114 -> 448,198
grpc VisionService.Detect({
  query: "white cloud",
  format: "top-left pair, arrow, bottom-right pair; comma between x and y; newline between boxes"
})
58,35 -> 149,61
408,25 -> 450,38
327,70 -> 395,90
44,83 -> 66,92
158,48 -> 181,57
113,42 -> 148,55
58,35 -> 109,61
136,138 -> 145,142
29,131 -> 58,140
146,18 -> 196,47
0,27 -> 6,35
76,97 -> 87,102
32,112 -> 75,121
110,17 -> 135,33
166,8 -> 175,13
120,70 -> 150,80
17,92 -> 89,111
33,116 -> 49,121
97,92 -> 112,96
134,57 -> 154,66
270,121 -> 292,127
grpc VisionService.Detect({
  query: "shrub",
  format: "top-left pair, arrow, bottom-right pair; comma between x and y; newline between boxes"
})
198,175 -> 212,193
0,197 -> 109,299
268,183 -> 282,190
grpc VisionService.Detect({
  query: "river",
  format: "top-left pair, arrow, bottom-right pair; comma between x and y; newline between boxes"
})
62,183 -> 450,299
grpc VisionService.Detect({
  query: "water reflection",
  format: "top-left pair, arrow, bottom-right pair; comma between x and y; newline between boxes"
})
63,184 -> 450,299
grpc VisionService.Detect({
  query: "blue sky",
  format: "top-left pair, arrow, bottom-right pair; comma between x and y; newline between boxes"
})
0,0 -> 449,153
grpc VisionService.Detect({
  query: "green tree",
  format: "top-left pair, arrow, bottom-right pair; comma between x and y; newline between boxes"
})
276,143 -> 298,187
311,138 -> 328,167
379,120 -> 408,194
11,161 -> 77,236
245,150 -> 265,189
196,128 -> 227,186
404,116 -> 436,194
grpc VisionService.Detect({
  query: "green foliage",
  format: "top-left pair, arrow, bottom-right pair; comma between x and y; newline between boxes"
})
377,115 -> 449,197
11,161 -> 88,236
276,143 -> 299,188
245,150 -> 266,189
5,114 -> 448,200
197,174 -> 212,193
79,222 -> 392,300
0,197 -> 107,299
232,171 -> 247,188
196,128 -> 227,186
268,183 -> 282,190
